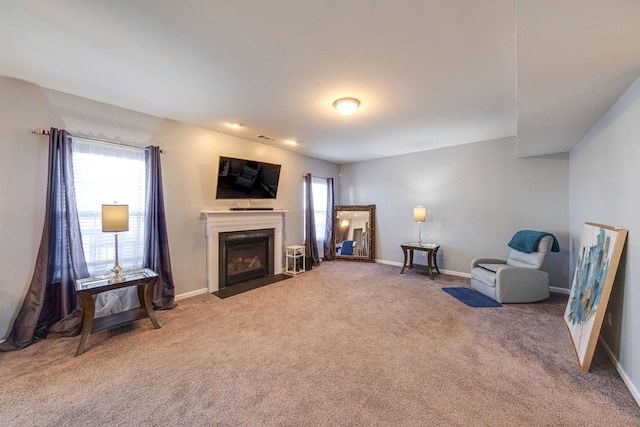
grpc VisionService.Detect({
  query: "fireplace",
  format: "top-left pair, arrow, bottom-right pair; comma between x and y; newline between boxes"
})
203,210 -> 285,292
219,228 -> 275,288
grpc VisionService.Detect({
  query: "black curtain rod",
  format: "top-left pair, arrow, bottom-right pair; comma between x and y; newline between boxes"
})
32,128 -> 164,153
302,174 -> 332,179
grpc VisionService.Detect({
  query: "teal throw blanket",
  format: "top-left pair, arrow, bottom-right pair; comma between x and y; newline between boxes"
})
508,230 -> 560,253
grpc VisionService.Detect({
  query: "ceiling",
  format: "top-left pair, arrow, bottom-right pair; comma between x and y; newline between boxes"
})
1,1 -> 639,164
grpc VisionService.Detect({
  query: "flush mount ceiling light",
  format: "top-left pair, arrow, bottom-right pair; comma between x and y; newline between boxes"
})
228,122 -> 244,129
333,97 -> 360,115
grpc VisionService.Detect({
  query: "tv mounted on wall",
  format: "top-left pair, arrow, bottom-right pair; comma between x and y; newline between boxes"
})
215,156 -> 281,199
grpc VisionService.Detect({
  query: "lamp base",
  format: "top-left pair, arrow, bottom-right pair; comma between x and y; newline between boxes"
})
108,233 -> 124,284
109,263 -> 124,284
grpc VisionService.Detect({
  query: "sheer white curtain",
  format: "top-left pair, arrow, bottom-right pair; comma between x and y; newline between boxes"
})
303,176 -> 329,260
72,138 -> 147,317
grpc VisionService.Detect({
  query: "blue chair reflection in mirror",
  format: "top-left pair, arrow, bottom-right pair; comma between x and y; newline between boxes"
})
337,240 -> 354,255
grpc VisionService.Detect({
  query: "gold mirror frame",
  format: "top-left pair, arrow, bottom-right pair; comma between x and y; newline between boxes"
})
334,204 -> 376,262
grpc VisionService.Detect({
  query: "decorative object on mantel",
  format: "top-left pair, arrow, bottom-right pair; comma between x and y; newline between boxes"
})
564,222 -> 627,372
203,209 -> 288,214
413,205 -> 426,245
102,204 -> 129,284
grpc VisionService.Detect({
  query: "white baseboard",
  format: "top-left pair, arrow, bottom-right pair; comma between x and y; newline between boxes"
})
598,337 -> 640,407
440,269 -> 470,278
175,288 -> 210,301
375,259 -> 470,278
375,259 -> 403,267
550,286 -> 570,295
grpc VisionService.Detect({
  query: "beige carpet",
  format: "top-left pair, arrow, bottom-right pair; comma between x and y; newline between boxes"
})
1,261 -> 639,426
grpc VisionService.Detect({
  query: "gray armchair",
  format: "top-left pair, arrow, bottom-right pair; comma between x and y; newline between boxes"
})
471,233 -> 556,303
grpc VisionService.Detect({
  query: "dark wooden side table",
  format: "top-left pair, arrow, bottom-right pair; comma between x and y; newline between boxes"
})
400,243 -> 441,279
74,268 -> 160,356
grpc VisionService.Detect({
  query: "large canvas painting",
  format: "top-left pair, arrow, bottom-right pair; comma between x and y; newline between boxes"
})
564,222 -> 627,371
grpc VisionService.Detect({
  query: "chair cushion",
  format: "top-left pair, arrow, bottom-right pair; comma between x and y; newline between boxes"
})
507,250 -> 543,269
506,235 -> 552,269
478,263 -> 508,273
472,263 -> 513,287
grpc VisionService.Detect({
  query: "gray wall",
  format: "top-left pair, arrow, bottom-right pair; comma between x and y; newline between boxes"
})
570,75 -> 640,402
0,76 -> 340,340
339,137 -> 570,288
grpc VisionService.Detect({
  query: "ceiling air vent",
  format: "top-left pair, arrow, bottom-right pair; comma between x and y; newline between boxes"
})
255,134 -> 277,142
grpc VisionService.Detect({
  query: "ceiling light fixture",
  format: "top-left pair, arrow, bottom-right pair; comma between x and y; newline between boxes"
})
228,122 -> 244,129
333,98 -> 360,115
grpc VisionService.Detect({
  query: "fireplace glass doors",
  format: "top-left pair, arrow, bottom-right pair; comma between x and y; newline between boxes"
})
219,228 -> 275,289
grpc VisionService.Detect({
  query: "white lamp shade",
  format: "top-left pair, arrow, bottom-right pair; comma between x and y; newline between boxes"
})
102,204 -> 129,232
414,206 -> 426,222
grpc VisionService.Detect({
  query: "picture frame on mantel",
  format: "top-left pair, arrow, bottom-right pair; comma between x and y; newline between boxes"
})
564,222 -> 627,372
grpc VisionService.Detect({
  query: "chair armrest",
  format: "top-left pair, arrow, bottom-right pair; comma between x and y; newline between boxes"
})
494,266 -> 550,303
495,266 -> 548,282
471,258 -> 506,270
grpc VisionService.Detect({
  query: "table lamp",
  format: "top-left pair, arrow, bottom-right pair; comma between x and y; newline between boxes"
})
414,205 -> 426,245
102,204 -> 129,284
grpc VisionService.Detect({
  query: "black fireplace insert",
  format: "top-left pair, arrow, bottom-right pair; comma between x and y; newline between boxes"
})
218,228 -> 275,289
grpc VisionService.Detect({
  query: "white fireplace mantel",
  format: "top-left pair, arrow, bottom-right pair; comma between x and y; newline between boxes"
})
202,210 -> 287,292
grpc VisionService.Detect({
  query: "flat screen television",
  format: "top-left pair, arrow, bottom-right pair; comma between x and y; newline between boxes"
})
215,156 -> 281,199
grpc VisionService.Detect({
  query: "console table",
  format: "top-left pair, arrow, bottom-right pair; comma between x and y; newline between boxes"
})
74,268 -> 160,356
400,243 -> 441,279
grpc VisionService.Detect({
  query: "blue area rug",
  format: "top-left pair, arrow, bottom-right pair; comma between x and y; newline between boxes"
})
442,287 -> 502,307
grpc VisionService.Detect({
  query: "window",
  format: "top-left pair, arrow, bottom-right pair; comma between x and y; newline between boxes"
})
72,138 -> 146,276
303,176 -> 329,259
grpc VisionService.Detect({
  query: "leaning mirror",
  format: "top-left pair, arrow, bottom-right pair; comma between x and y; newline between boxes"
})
334,204 -> 376,262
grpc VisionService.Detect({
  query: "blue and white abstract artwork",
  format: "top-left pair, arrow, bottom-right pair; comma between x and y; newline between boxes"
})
567,227 -> 611,326
564,223 -> 625,370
